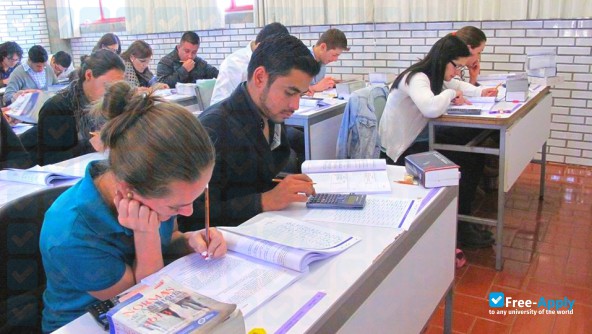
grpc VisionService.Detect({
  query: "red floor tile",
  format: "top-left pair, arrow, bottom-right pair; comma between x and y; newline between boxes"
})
470,318 -> 510,334
551,304 -> 592,334
455,265 -> 497,299
427,163 -> 592,332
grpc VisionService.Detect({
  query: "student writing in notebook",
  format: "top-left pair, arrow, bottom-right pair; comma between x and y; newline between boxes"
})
378,34 -> 493,248
178,34 -> 319,230
39,82 -> 227,332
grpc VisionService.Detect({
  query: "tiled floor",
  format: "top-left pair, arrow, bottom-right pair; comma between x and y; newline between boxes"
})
425,162 -> 592,333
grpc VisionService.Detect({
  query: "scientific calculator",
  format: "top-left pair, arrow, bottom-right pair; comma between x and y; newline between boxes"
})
306,193 -> 366,209
86,297 -> 119,330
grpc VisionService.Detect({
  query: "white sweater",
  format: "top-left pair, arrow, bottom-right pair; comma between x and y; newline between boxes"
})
378,72 -> 484,162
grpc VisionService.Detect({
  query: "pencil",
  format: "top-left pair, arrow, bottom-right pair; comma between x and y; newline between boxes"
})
205,184 -> 210,247
272,179 -> 316,184
89,131 -> 99,136
494,82 -> 502,90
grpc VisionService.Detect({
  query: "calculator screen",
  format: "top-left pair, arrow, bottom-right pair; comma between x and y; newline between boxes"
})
345,196 -> 356,204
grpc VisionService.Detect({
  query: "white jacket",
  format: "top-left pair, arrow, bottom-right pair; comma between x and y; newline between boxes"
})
378,72 -> 484,162
210,41 -> 254,105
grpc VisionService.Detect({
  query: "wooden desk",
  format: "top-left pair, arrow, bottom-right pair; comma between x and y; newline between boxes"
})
285,101 -> 347,160
429,86 -> 551,270
55,166 -> 457,334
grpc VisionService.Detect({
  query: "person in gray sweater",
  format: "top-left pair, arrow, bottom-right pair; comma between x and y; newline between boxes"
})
3,45 -> 57,105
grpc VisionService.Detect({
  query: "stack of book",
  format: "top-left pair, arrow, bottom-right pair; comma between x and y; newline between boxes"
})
404,151 -> 460,188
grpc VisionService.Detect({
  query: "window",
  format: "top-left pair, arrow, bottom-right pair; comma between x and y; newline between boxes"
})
79,0 -> 125,26
224,0 -> 254,12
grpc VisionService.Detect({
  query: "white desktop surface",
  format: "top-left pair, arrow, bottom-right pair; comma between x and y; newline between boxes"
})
54,166 -> 456,334
0,151 -> 108,208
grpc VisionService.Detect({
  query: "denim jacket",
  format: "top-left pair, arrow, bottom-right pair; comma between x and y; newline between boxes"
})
336,85 -> 389,159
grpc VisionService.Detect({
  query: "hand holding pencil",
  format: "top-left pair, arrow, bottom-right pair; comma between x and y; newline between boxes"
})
262,174 -> 316,212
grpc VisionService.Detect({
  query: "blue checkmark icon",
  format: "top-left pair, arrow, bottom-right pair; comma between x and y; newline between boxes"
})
489,292 -> 504,308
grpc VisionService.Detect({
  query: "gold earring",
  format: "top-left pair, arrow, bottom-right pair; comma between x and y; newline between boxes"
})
126,192 -> 133,200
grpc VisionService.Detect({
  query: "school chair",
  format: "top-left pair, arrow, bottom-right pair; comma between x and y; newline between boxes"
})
0,185 -> 70,332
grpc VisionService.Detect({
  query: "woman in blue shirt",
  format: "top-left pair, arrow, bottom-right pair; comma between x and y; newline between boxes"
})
39,81 -> 227,332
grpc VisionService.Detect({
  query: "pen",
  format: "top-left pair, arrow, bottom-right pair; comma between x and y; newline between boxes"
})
204,184 -> 210,248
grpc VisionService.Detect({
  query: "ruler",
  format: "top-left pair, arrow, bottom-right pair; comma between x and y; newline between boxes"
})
274,291 -> 327,334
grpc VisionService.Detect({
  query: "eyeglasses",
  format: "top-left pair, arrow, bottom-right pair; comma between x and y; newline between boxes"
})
449,60 -> 467,72
8,57 -> 20,62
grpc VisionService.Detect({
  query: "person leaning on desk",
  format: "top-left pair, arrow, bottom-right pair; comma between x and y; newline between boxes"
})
378,34 -> 498,249
34,49 -> 125,166
156,31 -> 219,88
39,82 -> 227,332
178,34 -> 319,232
3,45 -> 58,105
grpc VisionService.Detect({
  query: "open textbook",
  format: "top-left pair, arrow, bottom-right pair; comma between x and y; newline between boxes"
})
5,91 -> 53,123
143,214 -> 359,316
301,159 -> 392,194
0,165 -> 81,186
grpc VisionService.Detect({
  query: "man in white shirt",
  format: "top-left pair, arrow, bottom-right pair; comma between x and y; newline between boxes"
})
307,28 -> 349,94
210,22 -> 289,105
48,51 -> 75,81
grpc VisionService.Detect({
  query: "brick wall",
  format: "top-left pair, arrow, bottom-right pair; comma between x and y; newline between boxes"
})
0,0 -> 50,53
69,19 -> 592,166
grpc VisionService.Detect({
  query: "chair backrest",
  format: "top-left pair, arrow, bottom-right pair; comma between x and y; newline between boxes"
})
374,91 -> 388,127
0,185 -> 70,333
194,79 -> 216,110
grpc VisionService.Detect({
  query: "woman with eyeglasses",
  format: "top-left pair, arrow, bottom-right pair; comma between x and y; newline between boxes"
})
379,34 -> 495,248
0,41 -> 23,88
92,32 -> 121,54
120,40 -> 168,90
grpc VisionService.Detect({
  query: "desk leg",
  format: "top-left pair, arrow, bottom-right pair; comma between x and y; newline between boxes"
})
304,125 -> 311,161
539,142 -> 547,200
495,131 -> 506,271
443,284 -> 454,334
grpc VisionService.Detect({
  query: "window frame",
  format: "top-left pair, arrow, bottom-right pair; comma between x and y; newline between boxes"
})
225,0 -> 254,12
79,0 -> 125,27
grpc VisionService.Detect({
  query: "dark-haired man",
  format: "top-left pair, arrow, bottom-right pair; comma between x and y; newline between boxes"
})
308,28 -> 350,94
4,45 -> 57,105
178,34 -> 320,230
210,22 -> 289,105
156,31 -> 219,88
49,51 -> 74,81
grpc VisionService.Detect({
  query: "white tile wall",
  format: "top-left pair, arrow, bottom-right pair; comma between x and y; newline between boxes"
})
19,16 -> 587,167
65,20 -> 592,166
0,2 -> 50,52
